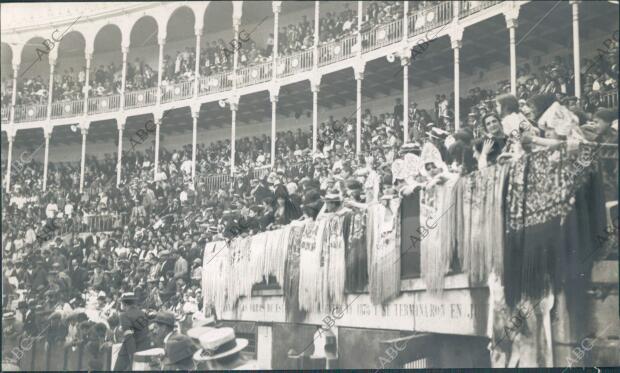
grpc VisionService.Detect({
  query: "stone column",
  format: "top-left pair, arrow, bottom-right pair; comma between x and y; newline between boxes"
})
191,109 -> 199,186
116,120 -> 124,186
504,5 -> 519,96
194,27 -> 202,97
154,116 -> 161,178
402,55 -> 410,142
42,129 -> 51,191
5,131 -> 15,191
450,27 -> 463,132
311,77 -> 320,153
157,36 -> 166,105
270,89 -> 279,167
79,126 -> 88,193
83,52 -> 92,115
570,0 -> 581,99
230,98 -> 239,175
354,64 -> 365,154
10,64 -> 19,123
47,57 -> 56,120
120,45 -> 129,109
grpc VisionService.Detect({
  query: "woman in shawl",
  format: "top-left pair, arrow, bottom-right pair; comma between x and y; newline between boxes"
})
474,112 -> 509,169
270,184 -> 302,229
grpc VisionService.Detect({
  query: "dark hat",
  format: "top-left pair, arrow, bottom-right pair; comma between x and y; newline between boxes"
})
164,334 -> 197,366
120,292 -> 138,303
526,93 -> 556,116
594,108 -> 617,124
345,178 -> 363,191
324,190 -> 342,203
428,127 -> 449,141
3,311 -> 16,321
153,311 -> 176,328
399,143 -> 421,155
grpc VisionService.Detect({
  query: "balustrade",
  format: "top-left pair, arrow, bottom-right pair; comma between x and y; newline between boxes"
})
13,103 -> 47,123
51,99 -> 84,119
237,60 -> 274,87
199,70 -> 234,96
277,49 -> 314,77
1,106 -> 9,123
408,1 -> 453,37
318,34 -> 357,67
161,80 -> 195,103
363,18 -> 403,53
124,87 -> 158,109
88,94 -> 121,114
601,91 -> 618,109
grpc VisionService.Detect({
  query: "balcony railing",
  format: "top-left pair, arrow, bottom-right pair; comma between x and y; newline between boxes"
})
277,49 -> 314,78
458,0 -> 502,18
51,99 -> 84,119
7,1 -> 504,126
199,70 -> 234,96
363,18 -> 403,53
237,60 -> 273,87
1,106 -> 9,123
601,91 -> 618,109
319,34 -> 358,67
161,80 -> 195,103
88,94 -> 121,114
14,103 -> 47,123
124,87 -> 158,109
409,1 -> 453,37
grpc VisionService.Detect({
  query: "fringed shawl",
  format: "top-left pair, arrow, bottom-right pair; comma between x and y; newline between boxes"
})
504,145 -> 579,307
457,163 -> 510,284
326,213 -> 347,310
249,232 -> 268,286
346,208 -> 369,292
284,221 -> 306,322
264,227 -> 288,285
369,198 -> 401,305
421,178 -> 458,293
203,241 -> 230,316
298,220 -> 322,313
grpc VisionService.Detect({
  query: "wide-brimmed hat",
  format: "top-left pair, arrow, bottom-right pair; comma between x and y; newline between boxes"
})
187,325 -> 216,340
120,292 -> 138,303
133,348 -> 165,367
324,190 -> 342,203
399,143 -> 421,155
152,311 -> 176,328
193,327 -> 248,362
3,311 -> 16,321
427,127 -> 449,141
345,178 -> 363,192
164,335 -> 197,366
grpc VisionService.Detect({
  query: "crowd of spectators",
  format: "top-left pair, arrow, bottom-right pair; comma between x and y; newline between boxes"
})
2,79 -> 618,369
2,7 -> 619,368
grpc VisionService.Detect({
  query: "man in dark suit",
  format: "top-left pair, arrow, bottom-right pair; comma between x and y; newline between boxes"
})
68,258 -> 89,295
251,178 -> 273,205
113,292 -> 151,371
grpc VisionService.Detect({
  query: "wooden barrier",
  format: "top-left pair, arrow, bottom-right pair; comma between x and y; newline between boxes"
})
11,338 -> 112,371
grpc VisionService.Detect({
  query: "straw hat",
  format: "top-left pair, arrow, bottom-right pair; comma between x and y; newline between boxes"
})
193,327 -> 249,362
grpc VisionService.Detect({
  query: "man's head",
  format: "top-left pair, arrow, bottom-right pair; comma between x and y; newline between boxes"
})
152,311 -> 176,342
